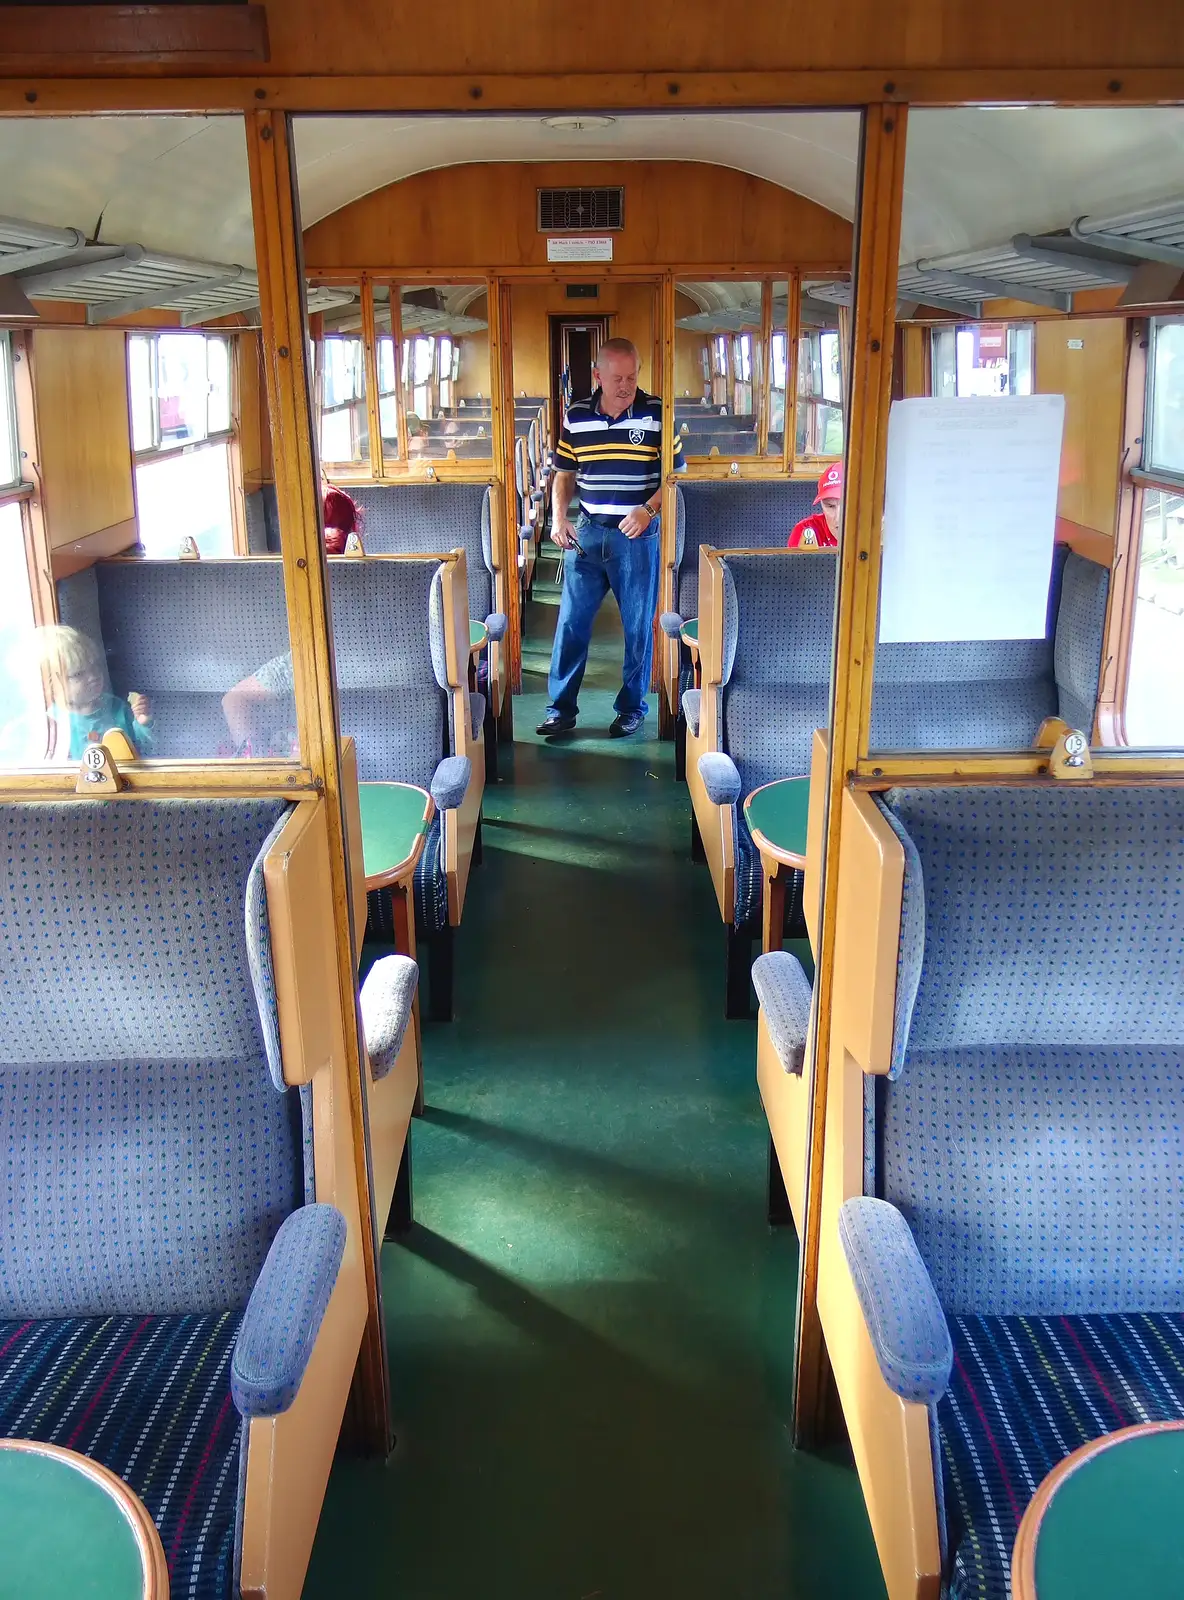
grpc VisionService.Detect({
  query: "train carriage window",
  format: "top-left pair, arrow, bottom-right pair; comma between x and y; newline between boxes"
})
374,284 -> 400,461
766,280 -> 790,458
1146,318 -> 1184,479
129,332 -> 235,558
316,292 -> 369,470
931,323 -> 1035,398
0,499 -> 43,764
796,303 -> 845,459
399,284 -> 492,462
1128,319 -> 1184,745
674,280 -> 762,458
1,333 -> 20,490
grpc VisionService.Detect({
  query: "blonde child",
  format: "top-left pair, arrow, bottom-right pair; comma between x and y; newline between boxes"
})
38,626 -> 154,760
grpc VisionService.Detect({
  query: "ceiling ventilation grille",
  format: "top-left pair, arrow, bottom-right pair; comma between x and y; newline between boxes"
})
537,187 -> 624,233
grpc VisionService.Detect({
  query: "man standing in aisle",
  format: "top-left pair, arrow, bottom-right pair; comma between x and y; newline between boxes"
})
536,338 -> 685,738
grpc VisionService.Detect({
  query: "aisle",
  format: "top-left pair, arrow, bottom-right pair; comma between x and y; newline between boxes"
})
303,569 -> 885,1599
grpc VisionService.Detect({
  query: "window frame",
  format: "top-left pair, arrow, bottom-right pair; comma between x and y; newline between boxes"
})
127,330 -> 235,463
0,331 -> 21,492
1143,315 -> 1184,491
928,319 -> 1037,402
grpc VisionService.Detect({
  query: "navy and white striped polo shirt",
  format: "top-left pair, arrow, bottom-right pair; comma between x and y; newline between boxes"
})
554,388 -> 685,523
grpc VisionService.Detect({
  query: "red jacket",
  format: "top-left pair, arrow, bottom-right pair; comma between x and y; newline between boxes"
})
787,512 -> 838,549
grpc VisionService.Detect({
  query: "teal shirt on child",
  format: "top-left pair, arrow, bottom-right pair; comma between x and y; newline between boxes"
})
51,694 -> 155,760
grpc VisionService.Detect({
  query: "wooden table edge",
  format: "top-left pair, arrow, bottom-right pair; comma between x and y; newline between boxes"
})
1011,1419 -> 1184,1600
744,780 -> 809,872
359,785 -> 436,893
469,620 -> 489,657
0,1438 -> 169,1598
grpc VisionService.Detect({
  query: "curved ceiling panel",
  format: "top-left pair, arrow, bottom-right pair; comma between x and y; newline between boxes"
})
0,110 -> 1181,275
0,116 -> 253,265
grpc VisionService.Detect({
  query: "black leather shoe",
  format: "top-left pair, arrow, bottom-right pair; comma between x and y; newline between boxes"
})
608,710 -> 647,738
535,711 -> 577,736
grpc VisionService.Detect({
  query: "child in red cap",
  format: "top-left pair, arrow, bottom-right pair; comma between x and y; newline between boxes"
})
787,462 -> 842,548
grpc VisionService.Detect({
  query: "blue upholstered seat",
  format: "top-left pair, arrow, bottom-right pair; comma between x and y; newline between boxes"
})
868,547 -> 1110,750
0,797 -> 330,1600
349,483 -> 497,625
717,552 -> 836,928
865,785 -> 1184,1600
669,480 -> 817,697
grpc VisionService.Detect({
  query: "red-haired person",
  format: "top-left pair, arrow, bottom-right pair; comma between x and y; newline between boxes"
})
322,483 -> 362,554
787,462 -> 842,548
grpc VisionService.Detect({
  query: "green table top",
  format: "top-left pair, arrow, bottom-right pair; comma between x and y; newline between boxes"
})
469,619 -> 488,650
679,617 -> 699,645
0,1445 -> 147,1599
743,776 -> 811,864
358,781 -> 432,886
1033,1427 -> 1184,1599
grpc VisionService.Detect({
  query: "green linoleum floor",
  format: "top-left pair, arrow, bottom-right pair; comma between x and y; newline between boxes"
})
302,560 -> 887,1599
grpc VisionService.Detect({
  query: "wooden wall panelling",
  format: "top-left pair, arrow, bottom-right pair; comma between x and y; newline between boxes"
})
303,162 -> 854,275
237,330 -> 274,487
1035,315 -> 1126,540
246,107 -> 389,1451
900,324 -> 929,397
31,327 -> 136,552
793,104 -> 908,1445
16,1 -> 1182,89
508,279 -> 658,398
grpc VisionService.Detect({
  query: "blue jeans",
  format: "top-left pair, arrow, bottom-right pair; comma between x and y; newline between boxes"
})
547,514 -> 661,719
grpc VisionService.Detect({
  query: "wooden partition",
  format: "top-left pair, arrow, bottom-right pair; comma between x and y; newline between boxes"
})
31,327 -> 137,574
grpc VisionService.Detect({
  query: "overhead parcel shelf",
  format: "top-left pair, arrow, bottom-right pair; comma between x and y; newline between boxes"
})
1072,198 -> 1184,268
0,215 -> 88,277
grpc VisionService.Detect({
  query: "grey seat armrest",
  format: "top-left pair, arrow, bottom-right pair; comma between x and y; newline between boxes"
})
838,1197 -> 953,1406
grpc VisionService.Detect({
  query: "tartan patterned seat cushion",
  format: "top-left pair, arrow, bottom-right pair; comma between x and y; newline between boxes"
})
0,1311 -> 244,1600
938,1311 -> 1184,1600
734,812 -> 804,935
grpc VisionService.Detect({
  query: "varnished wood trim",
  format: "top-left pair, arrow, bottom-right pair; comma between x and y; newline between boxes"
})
2,69 -> 1183,115
1012,1421 -> 1184,1600
0,4 -> 269,66
794,104 -> 908,1446
50,516 -> 138,578
853,755 -> 1184,782
246,108 -> 389,1450
1055,515 -> 1114,567
0,762 -> 318,798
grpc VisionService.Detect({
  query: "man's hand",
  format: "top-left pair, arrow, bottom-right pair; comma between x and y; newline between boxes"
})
128,691 -> 152,726
618,506 -> 653,540
551,518 -> 578,550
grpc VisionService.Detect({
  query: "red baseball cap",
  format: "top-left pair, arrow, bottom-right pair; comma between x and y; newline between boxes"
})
814,462 -> 843,504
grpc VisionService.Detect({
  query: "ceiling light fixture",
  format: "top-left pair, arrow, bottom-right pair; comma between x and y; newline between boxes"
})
541,116 -> 617,132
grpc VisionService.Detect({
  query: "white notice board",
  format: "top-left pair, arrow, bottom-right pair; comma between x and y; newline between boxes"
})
879,395 -> 1066,643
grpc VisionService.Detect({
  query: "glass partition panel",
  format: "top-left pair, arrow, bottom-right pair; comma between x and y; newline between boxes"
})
0,112 -> 299,768
316,288 -> 368,470
767,280 -> 790,458
373,283 -> 400,463
400,284 -> 492,462
870,106 -> 1184,758
796,284 -> 845,460
673,280 -> 762,458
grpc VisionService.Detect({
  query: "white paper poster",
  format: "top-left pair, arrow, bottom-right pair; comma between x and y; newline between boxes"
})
546,236 -> 614,262
878,395 -> 1066,643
